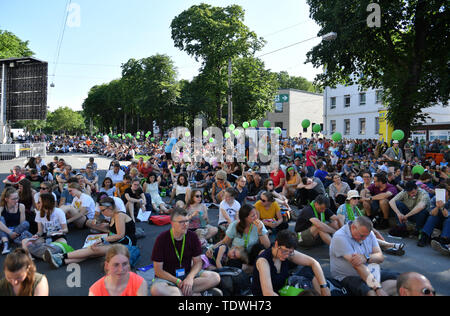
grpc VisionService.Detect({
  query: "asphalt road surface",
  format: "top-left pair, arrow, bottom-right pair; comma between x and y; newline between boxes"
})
0,153 -> 449,296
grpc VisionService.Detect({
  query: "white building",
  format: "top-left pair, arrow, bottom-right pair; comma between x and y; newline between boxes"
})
263,89 -> 323,138
323,84 -> 450,140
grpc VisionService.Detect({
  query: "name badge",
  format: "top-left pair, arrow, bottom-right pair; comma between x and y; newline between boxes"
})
176,268 -> 185,278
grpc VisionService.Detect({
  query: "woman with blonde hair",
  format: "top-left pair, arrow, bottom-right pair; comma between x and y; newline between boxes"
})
89,244 -> 147,296
0,248 -> 49,296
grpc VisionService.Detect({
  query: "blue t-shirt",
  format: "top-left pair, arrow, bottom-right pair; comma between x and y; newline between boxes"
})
314,169 -> 328,183
165,138 -> 178,153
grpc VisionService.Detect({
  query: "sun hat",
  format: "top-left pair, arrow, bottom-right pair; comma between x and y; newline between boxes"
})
346,190 -> 361,200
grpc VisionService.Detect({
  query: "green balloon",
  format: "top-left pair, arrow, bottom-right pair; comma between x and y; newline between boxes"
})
160,141 -> 164,145
263,121 -> 271,128
242,122 -> 249,129
224,132 -> 231,139
229,124 -> 236,131
209,138 -> 214,143
233,130 -> 240,136
185,131 -> 191,137
137,131 -> 141,134
332,132 -> 342,142
136,136 -> 140,139
274,127 -> 282,135
203,130 -> 209,137
412,165 -> 425,175
392,130 -> 405,141
118,134 -> 122,137
302,119 -> 311,129
313,124 -> 322,133
151,137 -> 155,142
250,120 -> 258,128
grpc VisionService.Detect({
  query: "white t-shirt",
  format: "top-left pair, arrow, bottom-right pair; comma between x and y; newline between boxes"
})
218,199 -> 241,225
35,207 -> 67,234
105,169 -> 125,184
72,193 -> 96,220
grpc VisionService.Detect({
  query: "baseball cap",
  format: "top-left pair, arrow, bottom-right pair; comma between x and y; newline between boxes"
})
393,140 -> 399,144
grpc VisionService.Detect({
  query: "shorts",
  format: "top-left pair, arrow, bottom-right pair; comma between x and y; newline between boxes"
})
297,227 -> 323,248
341,270 -> 399,296
166,153 -> 172,161
152,270 -> 205,287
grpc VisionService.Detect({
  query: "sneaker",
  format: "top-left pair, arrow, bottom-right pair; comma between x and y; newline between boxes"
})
202,288 -> 223,296
2,245 -> 10,255
384,243 -> 405,256
431,240 -> 450,256
43,249 -> 63,269
417,234 -> 429,247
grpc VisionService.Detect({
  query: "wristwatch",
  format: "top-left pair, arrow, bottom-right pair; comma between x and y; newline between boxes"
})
365,254 -> 370,263
320,284 -> 329,289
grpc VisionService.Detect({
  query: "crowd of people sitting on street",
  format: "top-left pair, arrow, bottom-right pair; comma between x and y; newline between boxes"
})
0,131 -> 448,296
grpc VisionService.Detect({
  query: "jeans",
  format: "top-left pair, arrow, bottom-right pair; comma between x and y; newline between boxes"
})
422,212 -> 450,239
306,166 -> 315,177
0,218 -> 32,245
395,201 -> 429,231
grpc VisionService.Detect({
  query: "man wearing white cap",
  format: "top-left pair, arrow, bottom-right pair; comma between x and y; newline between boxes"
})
383,140 -> 403,172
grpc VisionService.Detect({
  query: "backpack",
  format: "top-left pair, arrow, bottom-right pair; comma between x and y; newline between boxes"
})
149,215 -> 171,226
216,267 -> 251,296
126,245 -> 141,268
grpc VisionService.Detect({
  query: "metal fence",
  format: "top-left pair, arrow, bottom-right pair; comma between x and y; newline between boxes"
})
0,142 -> 47,160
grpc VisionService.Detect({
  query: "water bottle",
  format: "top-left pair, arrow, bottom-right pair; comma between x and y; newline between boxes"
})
199,211 -> 206,228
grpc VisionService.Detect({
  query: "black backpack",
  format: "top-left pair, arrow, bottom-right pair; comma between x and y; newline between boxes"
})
216,267 -> 252,296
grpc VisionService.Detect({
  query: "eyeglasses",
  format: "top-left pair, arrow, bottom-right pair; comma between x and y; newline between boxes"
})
278,247 -> 295,257
267,183 -> 274,186
421,288 -> 436,296
261,199 -> 268,203
173,220 -> 190,225
40,187 -> 48,190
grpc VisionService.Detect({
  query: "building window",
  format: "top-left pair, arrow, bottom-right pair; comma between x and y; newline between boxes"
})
275,103 -> 283,113
275,122 -> 283,129
344,95 -> 351,107
344,119 -> 350,135
330,97 -> 336,109
330,120 -> 336,133
359,118 -> 366,135
375,117 -> 379,134
359,93 -> 366,106
376,90 -> 383,104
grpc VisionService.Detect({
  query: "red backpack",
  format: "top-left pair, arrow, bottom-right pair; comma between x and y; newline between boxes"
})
149,215 -> 171,226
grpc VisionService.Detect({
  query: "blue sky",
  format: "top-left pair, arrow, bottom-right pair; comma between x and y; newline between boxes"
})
0,0 -> 323,111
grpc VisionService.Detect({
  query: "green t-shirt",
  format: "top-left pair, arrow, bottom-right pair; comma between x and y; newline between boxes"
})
0,273 -> 44,296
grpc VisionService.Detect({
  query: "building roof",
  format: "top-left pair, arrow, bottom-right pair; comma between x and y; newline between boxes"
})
0,57 -> 47,64
278,88 -> 323,97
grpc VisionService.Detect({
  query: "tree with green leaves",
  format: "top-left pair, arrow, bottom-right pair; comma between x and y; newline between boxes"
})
121,54 -> 179,136
46,107 -> 86,134
171,3 -> 265,126
306,0 -> 449,140
0,29 -> 34,59
275,71 -> 321,93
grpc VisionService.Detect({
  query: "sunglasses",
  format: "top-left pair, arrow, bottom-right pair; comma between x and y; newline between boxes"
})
194,195 -> 202,198
40,187 -> 49,190
261,199 -> 268,203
